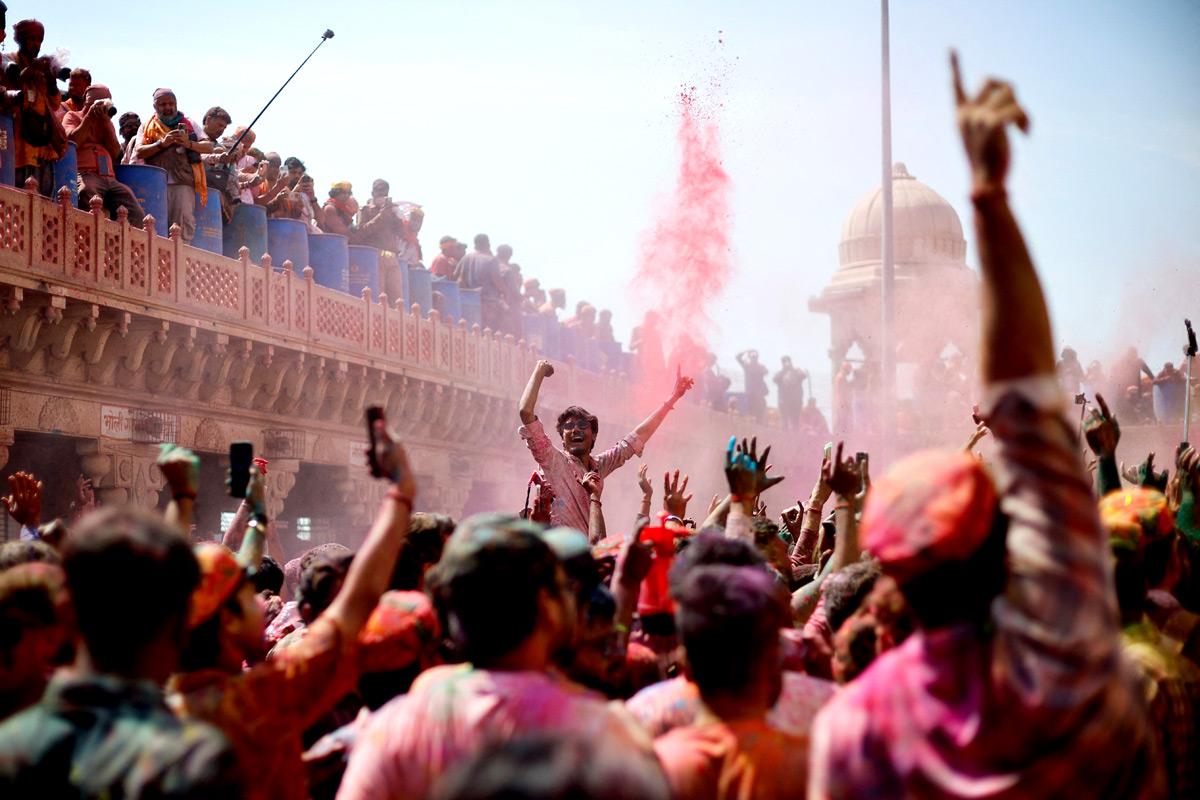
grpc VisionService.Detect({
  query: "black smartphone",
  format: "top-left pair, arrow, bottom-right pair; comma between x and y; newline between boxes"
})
855,451 -> 868,464
366,406 -> 385,478
229,441 -> 253,498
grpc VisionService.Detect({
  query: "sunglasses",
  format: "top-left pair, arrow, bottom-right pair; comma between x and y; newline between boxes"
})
560,419 -> 592,432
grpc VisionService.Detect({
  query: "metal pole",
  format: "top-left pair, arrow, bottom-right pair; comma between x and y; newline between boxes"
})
1186,356 -> 1194,443
1185,319 -> 1197,443
880,0 -> 896,439
227,30 -> 334,156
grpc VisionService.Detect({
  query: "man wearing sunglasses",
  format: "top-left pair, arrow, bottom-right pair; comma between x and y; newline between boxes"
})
519,359 -> 694,540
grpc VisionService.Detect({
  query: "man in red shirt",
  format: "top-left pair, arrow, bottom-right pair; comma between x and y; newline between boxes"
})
429,235 -> 459,279
61,84 -> 145,226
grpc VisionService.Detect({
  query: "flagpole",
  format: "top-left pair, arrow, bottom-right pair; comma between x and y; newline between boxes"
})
880,0 -> 896,443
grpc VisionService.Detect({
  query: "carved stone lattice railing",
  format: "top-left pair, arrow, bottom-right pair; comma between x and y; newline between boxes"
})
0,182 -> 774,441
1,183 -> 579,398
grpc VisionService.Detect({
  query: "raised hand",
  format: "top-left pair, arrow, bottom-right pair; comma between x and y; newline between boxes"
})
580,471 -> 603,498
637,464 -> 653,500
823,443 -> 862,500
663,469 -> 693,518
247,465 -> 268,519
752,497 -> 768,518
964,422 -> 990,453
157,443 -> 200,500
368,417 -> 416,500
2,471 -> 43,528
536,359 -> 555,379
670,363 -> 695,402
615,526 -> 654,590
1128,452 -> 1168,491
1083,393 -> 1120,458
780,501 -> 806,537
707,494 -> 722,516
69,474 -> 96,519
725,437 -> 757,499
951,50 -> 1030,193
724,436 -> 785,500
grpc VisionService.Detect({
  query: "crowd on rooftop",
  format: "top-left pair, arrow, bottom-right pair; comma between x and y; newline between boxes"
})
0,9 -> 1199,800
0,11 -> 833,430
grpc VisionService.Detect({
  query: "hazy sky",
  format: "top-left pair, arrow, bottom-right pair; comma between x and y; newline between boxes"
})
30,1 -> 1200,407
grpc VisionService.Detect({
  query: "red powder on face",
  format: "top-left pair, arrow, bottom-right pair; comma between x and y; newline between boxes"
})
632,84 -> 732,403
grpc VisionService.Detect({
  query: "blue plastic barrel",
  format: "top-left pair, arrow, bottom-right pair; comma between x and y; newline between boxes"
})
459,288 -> 482,328
222,202 -> 267,262
192,190 -> 222,254
307,233 -> 349,293
0,115 -> 13,187
1153,382 -> 1184,424
267,219 -> 309,272
407,266 -> 432,315
52,142 -> 79,206
348,245 -> 381,299
432,278 -> 462,323
116,164 -> 169,236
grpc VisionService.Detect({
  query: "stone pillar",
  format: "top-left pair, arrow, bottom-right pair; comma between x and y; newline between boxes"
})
76,440 -> 165,508
334,468 -> 389,529
0,426 -> 13,471
264,458 -> 301,521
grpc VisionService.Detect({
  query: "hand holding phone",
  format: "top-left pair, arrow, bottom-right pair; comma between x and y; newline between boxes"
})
228,441 -> 253,498
366,406 -> 386,479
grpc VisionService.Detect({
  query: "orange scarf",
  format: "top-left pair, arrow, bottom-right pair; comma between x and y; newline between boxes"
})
143,115 -> 208,205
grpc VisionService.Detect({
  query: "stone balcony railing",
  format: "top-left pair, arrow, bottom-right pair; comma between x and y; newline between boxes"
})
0,181 -> 801,524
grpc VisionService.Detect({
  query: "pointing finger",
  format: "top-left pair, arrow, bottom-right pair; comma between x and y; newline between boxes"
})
950,50 -> 966,105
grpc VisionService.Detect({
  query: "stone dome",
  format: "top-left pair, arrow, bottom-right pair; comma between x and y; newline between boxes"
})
838,163 -> 966,269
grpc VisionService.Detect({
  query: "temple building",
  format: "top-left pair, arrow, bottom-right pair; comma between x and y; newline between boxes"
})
810,162 -> 979,433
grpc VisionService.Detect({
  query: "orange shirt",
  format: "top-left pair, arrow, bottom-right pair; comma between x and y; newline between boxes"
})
167,615 -> 359,800
653,716 -> 809,800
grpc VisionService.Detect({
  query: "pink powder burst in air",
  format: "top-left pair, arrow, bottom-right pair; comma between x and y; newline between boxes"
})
631,80 -> 733,403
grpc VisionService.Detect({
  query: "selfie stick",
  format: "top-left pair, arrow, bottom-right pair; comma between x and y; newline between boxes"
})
1184,319 -> 1197,444
226,29 -> 334,156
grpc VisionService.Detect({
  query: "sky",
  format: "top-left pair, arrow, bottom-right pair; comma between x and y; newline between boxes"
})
28,0 -> 1200,410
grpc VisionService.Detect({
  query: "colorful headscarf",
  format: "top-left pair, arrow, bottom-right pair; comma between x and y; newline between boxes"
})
1099,488 -> 1174,552
358,590 -> 441,674
861,450 -> 998,584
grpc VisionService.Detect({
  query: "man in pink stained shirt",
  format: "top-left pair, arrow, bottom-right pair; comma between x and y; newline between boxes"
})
516,359 -> 693,540
337,517 -> 656,799
808,54 -> 1162,800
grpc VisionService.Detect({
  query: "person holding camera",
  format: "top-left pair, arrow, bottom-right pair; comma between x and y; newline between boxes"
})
3,19 -> 69,196
62,84 -> 145,227
134,88 -> 213,243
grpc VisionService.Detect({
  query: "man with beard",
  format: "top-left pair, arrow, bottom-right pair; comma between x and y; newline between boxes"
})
517,359 -> 694,536
134,88 -> 212,242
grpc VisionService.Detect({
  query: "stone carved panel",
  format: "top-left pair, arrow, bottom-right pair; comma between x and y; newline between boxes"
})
194,417 -> 224,452
37,395 -> 82,434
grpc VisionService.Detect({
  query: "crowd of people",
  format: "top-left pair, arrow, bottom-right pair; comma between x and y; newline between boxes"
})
2,12 -> 823,427
1,15 -> 1198,800
1057,345 -> 1197,427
